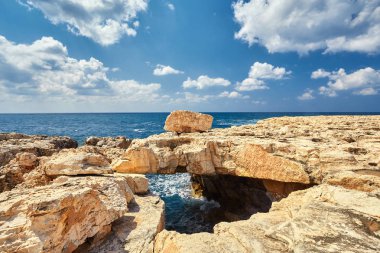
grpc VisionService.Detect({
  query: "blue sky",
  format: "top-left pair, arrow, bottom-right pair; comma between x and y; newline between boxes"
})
0,0 -> 379,112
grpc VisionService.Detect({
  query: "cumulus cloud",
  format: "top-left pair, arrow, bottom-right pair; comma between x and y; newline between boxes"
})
0,35 -> 161,101
233,0 -> 380,54
219,91 -> 249,99
153,64 -> 184,76
313,67 -> 380,96
19,0 -> 148,46
298,89 -> 315,100
183,75 -> 231,90
236,62 -> 291,91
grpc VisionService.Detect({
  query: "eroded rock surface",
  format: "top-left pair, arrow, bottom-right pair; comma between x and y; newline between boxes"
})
0,176 -> 133,253
0,133 -> 78,167
44,148 -> 113,176
164,110 -> 213,133
90,195 -> 165,253
2,115 -> 380,253
114,173 -> 149,194
0,133 -> 78,192
86,136 -> 132,149
154,185 -> 380,253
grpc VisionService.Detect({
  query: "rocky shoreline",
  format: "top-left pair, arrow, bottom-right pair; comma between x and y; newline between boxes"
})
0,111 -> 379,252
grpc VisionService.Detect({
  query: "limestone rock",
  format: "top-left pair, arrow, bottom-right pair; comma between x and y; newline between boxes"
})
154,185 -> 380,253
324,170 -> 380,193
164,110 -> 213,133
0,133 -> 78,192
0,133 -> 77,167
44,148 -> 113,176
0,133 -> 77,191
90,194 -> 165,253
16,152 -> 38,168
86,136 -> 132,149
112,147 -> 158,174
234,144 -> 310,184
114,173 -> 149,194
113,116 -> 380,195
0,176 -> 134,253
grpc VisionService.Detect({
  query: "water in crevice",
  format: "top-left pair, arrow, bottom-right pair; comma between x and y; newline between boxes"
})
146,173 -> 221,233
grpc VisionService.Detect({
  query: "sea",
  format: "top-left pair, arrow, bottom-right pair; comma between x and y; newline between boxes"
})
1,112 -> 378,233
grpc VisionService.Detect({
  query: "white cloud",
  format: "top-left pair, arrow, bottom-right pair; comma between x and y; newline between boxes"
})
170,92 -> 214,104
298,89 -> 315,100
314,67 -> 380,96
183,75 -> 231,90
353,87 -> 378,96
133,21 -> 140,28
233,0 -> 380,54
167,3 -> 175,11
319,86 -> 337,97
170,90 -> 249,104
219,91 -> 249,99
153,64 -> 184,76
0,35 -> 161,102
236,62 -> 291,91
311,69 -> 331,79
19,0 -> 148,46
109,80 -> 160,100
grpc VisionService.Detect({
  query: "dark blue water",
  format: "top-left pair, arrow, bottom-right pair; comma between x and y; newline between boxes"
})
1,112 -> 378,233
1,112 -> 378,144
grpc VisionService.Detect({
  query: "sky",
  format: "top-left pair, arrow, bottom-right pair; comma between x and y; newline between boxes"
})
0,0 -> 379,113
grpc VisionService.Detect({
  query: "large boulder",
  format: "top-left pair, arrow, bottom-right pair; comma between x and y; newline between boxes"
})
164,111 -> 213,133
0,176 -> 134,253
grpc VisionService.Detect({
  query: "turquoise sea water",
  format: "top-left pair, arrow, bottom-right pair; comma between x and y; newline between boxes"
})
1,112 -> 378,233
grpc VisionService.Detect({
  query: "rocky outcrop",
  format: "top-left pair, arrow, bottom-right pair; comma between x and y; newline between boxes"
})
0,134 -> 77,192
150,115 -> 380,252
164,111 -> 213,133
43,148 -> 113,176
113,116 -> 380,195
0,133 -> 77,167
1,115 -> 380,253
90,195 -> 165,253
154,184 -> 380,253
0,176 -> 134,253
85,136 -> 132,149
0,133 -> 163,253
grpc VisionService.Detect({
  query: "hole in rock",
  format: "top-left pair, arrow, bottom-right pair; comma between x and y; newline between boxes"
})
146,173 -> 278,234
147,173 -> 220,233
